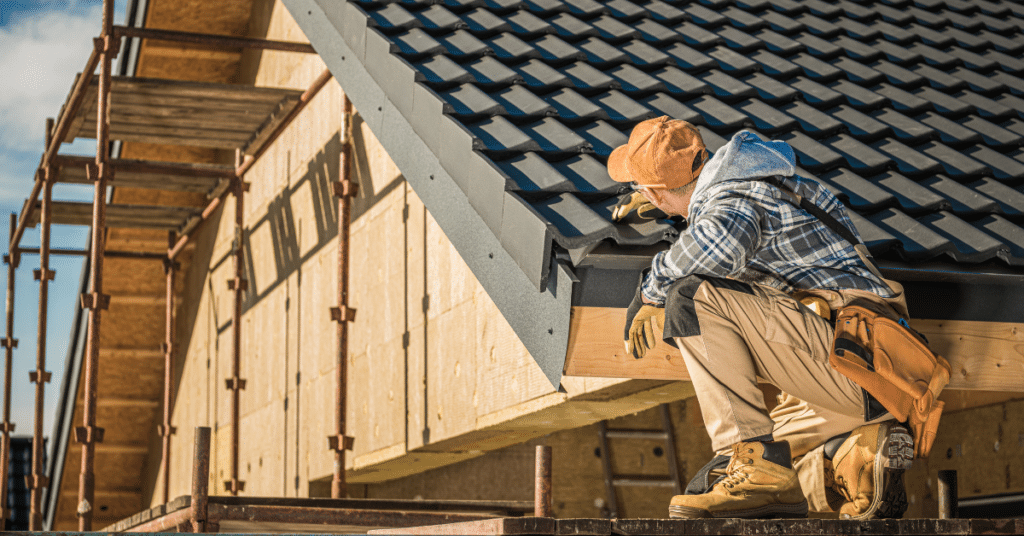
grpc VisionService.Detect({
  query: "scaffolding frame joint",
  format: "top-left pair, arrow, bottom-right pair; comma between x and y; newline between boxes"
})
0,338 -> 17,349
224,479 -> 246,494
74,425 -> 105,445
33,268 -> 56,281
80,292 -> 111,310
157,424 -> 178,437
332,180 -> 359,198
225,377 -> 247,390
227,277 -> 248,292
28,370 -> 52,384
330,305 -> 357,323
0,422 -> 15,433
327,434 -> 355,452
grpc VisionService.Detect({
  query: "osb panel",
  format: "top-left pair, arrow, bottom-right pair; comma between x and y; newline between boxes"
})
98,301 -> 164,348
63,448 -> 149,490
96,353 -> 163,400
238,402 -> 289,496
348,336 -> 407,455
101,257 -> 167,295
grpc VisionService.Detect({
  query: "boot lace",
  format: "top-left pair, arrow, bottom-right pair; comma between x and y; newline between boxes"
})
717,444 -> 756,491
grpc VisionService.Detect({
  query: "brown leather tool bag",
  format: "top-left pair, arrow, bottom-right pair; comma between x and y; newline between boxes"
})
828,305 -> 952,458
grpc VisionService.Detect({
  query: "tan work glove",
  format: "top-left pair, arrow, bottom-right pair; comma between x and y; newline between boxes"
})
612,191 -> 661,221
625,304 -> 665,360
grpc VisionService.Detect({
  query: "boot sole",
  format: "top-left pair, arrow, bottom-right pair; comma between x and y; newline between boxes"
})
844,422 -> 914,520
669,501 -> 808,519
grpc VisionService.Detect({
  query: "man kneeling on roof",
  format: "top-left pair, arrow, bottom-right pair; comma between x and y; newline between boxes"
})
610,116 -> 949,520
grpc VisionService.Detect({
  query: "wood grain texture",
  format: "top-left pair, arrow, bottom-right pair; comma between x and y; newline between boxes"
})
565,307 -> 1024,393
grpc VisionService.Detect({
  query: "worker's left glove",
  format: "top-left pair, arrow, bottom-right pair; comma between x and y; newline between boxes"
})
624,291 -> 665,360
612,191 -> 663,221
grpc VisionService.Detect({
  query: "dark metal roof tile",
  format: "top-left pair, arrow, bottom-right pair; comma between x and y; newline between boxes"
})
523,0 -> 569,15
776,131 -> 844,170
792,53 -> 844,82
521,117 -> 592,153
966,145 -> 1024,181
765,0 -> 808,15
831,105 -> 890,141
530,34 -> 586,63
676,22 -> 726,49
830,79 -> 888,110
917,112 -> 983,148
918,141 -> 989,180
607,64 -> 667,94
651,67 -> 710,98
875,4 -> 915,24
689,95 -> 748,130
644,0 -> 689,23
485,33 -> 540,61
499,192 -> 554,290
974,215 -> 1024,266
415,5 -> 466,31
699,70 -> 757,102
553,154 -> 620,193
971,179 -> 1024,217
870,108 -> 935,144
392,28 -> 446,57
872,61 -> 927,88
743,73 -> 799,104
562,0 -> 610,17
544,87 -> 609,121
532,193 -> 615,248
799,0 -> 844,18
875,171 -> 948,214
683,4 -> 729,27
867,208 -> 952,261
871,138 -> 942,177
951,68 -> 1007,96
985,50 -> 1024,75
913,86 -> 973,117
512,59 -> 573,88
605,0 -> 649,20
755,29 -> 805,55
914,65 -> 970,92
991,71 -> 1024,96
548,12 -> 598,40
493,85 -> 556,117
833,57 -> 885,85
920,175 -> 999,217
463,8 -> 514,34
948,48 -> 998,73
368,3 -> 421,30
577,120 -> 629,156
848,211 -> 900,254
826,134 -> 893,174
835,0 -> 878,21
791,77 -> 845,108
438,29 -> 493,57
641,93 -> 703,123
415,55 -> 476,85
796,13 -> 842,38
442,83 -> 507,117
622,39 -> 674,67
908,43 -> 956,69
593,90 -> 659,124
834,17 -> 881,41
591,15 -> 642,42
715,26 -> 764,52
464,56 -> 523,86
562,61 -> 619,91
467,116 -> 542,153
577,37 -> 630,67
978,29 -> 1024,53
873,41 -> 925,68
817,168 -> 896,210
760,11 -> 806,35
737,98 -> 798,133
961,115 -> 1024,150
906,23 -> 957,47
506,10 -> 555,37
781,101 -> 843,137
873,21 -> 916,44
919,211 -> 1004,262
500,152 -> 574,191
832,36 -> 883,63
722,6 -> 766,30
708,46 -> 759,74
751,50 -> 801,78
634,18 -> 685,44
873,84 -> 930,114
666,43 -> 717,71
957,90 -> 1015,121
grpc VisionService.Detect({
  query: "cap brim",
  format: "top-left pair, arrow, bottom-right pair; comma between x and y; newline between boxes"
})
607,144 -> 631,183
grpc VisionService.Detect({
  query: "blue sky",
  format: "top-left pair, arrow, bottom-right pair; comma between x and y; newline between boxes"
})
0,0 -> 126,439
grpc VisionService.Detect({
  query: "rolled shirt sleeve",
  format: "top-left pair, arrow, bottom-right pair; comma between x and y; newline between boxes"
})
641,196 -> 766,305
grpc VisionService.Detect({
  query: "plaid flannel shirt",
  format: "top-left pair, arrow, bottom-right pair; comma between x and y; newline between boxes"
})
641,173 -> 894,305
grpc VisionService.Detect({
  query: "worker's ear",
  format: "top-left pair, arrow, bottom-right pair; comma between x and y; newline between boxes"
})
646,188 -> 665,205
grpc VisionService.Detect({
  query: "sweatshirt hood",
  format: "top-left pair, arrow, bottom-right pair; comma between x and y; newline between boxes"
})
689,131 -> 797,211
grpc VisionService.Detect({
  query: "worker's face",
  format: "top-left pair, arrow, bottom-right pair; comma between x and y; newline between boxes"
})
639,186 -> 693,219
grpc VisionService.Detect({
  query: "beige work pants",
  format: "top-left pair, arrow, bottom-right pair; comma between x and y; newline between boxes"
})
664,275 -> 889,512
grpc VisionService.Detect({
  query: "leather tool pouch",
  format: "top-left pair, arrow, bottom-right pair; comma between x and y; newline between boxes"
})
828,305 -> 952,458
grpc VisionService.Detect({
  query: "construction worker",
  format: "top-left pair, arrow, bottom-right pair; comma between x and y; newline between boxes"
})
610,116 -> 916,520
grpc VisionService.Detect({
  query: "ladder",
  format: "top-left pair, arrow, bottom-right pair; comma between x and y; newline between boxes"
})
597,403 -> 683,518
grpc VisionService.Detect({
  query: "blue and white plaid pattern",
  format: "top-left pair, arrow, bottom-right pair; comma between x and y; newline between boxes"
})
641,173 -> 894,305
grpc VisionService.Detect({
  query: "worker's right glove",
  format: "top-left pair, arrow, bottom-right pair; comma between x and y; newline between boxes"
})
624,288 -> 665,360
612,191 -> 663,221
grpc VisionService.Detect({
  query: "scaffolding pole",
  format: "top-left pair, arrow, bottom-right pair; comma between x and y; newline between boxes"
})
29,117 -> 57,531
77,1 -> 115,528
328,96 -> 357,498
159,232 -> 178,504
0,214 -> 18,530
225,150 -> 248,497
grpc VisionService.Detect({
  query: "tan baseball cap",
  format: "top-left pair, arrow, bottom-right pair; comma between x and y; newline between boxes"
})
608,116 -> 709,190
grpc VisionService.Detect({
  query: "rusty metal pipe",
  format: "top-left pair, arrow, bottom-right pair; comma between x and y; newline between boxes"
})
207,503 -> 497,528
78,13 -> 114,528
17,247 -> 165,259
534,446 -> 552,518
167,195 -> 224,261
226,150 -> 247,497
53,155 -> 236,180
191,427 -> 211,533
330,96 -> 356,499
236,69 -> 333,178
160,232 -> 177,505
0,214 -> 17,529
113,26 -> 316,53
29,139 -> 55,531
132,505 -> 194,533
938,470 -> 958,519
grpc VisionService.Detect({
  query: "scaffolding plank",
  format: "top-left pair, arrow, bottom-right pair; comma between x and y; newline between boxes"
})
26,201 -> 200,230
54,156 -> 231,193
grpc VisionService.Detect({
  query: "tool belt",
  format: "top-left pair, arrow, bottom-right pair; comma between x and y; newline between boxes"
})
773,177 -> 951,458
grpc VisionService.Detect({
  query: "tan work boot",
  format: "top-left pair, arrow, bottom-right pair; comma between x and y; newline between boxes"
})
669,441 -> 808,519
827,421 -> 914,519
